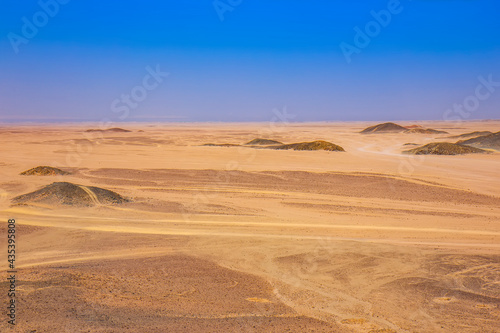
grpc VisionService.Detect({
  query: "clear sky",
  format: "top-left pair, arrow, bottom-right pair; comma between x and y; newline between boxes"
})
1,0 -> 499,122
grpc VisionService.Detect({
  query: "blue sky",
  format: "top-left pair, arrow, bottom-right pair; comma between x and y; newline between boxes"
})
1,0 -> 499,122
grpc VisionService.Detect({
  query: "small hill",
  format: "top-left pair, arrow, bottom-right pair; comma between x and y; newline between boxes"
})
447,131 -> 492,140
20,166 -> 69,176
360,122 -> 407,134
457,131 -> 500,151
245,138 -> 283,145
202,143 -> 241,147
85,128 -> 131,133
404,128 -> 448,134
272,140 -> 345,151
12,182 -> 128,207
404,125 -> 423,129
403,142 -> 488,155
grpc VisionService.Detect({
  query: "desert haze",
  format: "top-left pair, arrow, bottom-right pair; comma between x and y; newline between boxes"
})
1,121 -> 499,332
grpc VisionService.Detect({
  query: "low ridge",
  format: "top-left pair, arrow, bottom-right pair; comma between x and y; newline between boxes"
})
403,142 -> 488,155
202,143 -> 241,147
360,122 -> 407,134
272,140 -> 345,151
245,138 -> 283,145
85,128 -> 131,133
447,131 -> 493,140
457,131 -> 500,151
404,128 -> 448,134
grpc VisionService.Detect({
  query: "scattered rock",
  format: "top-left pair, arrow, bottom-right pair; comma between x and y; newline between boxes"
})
20,166 -> 70,176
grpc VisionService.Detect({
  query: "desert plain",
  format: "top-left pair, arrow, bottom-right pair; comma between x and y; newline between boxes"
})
0,120 -> 499,332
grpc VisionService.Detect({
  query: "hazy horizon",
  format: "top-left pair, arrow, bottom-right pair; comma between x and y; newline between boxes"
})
1,1 -> 499,123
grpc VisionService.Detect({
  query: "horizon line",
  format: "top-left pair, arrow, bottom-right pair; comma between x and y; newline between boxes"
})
1,118 -> 499,126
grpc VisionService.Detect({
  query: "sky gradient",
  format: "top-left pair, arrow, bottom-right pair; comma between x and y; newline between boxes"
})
1,0 -> 499,122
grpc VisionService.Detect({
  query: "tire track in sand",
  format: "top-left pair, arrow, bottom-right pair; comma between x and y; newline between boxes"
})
78,185 -> 100,205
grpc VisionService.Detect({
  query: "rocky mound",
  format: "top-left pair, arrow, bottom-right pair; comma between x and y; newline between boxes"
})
403,142 -> 488,155
12,182 -> 128,207
457,131 -> 500,150
245,138 -> 283,145
85,128 -> 131,133
360,122 -> 407,134
447,131 -> 492,139
272,140 -> 345,151
404,128 -> 448,134
20,166 -> 69,176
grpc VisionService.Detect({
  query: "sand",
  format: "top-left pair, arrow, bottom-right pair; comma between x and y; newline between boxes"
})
0,120 -> 499,332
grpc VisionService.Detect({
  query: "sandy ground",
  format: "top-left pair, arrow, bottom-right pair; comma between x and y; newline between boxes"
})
0,121 -> 499,332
